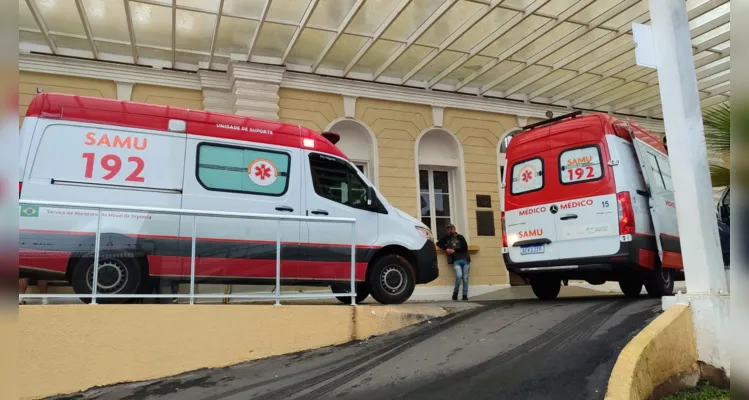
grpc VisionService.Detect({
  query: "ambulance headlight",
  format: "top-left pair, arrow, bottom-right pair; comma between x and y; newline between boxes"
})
415,226 -> 433,241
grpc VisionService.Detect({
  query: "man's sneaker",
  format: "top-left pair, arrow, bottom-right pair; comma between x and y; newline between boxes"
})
42,297 -> 49,305
452,292 -> 458,301
462,295 -> 468,301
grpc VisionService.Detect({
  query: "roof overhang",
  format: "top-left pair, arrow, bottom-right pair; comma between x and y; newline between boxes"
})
19,0 -> 730,119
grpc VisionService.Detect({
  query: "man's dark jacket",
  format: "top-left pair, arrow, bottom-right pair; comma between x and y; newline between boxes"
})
436,233 -> 470,265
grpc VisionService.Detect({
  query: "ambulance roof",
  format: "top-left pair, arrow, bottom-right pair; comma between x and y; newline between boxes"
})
509,112 -> 667,157
25,93 -> 348,159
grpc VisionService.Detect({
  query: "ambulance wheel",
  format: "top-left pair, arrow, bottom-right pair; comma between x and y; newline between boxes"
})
368,255 -> 415,305
645,266 -> 675,298
331,283 -> 370,304
618,279 -> 643,298
531,277 -> 561,300
71,253 -> 142,304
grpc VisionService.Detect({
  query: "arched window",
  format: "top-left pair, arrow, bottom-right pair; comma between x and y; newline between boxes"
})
415,128 -> 467,239
325,118 -> 379,186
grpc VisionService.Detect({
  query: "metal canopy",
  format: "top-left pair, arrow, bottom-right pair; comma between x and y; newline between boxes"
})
19,0 -> 730,119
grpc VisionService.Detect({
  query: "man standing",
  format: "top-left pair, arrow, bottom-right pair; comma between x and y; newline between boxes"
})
436,223 -> 471,300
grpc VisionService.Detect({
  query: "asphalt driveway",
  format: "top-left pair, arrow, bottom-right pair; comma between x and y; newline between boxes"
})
51,296 -> 660,400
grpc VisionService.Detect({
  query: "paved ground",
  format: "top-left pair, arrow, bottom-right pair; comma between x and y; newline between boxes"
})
51,295 -> 661,400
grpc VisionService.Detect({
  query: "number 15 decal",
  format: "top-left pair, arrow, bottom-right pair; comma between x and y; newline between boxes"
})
82,153 -> 145,182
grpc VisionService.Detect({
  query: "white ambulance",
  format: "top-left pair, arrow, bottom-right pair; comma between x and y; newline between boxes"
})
502,111 -> 683,300
19,93 -> 439,304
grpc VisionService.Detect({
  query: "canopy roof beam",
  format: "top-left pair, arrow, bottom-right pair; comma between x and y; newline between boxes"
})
373,0 -> 459,80
313,0 -> 365,72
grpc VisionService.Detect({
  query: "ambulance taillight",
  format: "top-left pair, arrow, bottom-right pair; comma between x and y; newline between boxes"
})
617,191 -> 635,235
501,211 -> 508,247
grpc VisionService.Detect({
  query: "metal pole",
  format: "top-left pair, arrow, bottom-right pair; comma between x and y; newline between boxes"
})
190,216 -> 197,305
91,209 -> 102,305
275,220 -> 281,306
350,222 -> 356,306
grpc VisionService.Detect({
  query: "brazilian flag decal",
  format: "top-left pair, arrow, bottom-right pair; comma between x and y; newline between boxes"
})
20,206 -> 39,217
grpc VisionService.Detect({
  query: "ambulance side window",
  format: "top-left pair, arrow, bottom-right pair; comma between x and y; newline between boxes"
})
645,153 -> 667,190
309,153 -> 370,210
510,157 -> 544,195
655,155 -> 673,191
558,145 -> 603,184
196,143 -> 291,196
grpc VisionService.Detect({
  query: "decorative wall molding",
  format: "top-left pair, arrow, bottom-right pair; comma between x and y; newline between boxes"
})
516,116 -> 528,128
432,106 -> 444,127
198,70 -> 231,91
198,70 -> 233,114
18,53 -> 666,132
228,62 -> 283,121
343,96 -> 357,118
281,72 -> 666,133
115,82 -> 134,101
20,53 -> 202,90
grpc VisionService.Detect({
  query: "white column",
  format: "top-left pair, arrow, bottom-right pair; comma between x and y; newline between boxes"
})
651,0 -> 730,376
228,62 -> 285,121
649,0 -> 727,294
198,70 -> 234,114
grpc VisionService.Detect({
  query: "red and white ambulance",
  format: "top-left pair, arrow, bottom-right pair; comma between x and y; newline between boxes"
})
19,93 -> 439,304
502,111 -> 683,300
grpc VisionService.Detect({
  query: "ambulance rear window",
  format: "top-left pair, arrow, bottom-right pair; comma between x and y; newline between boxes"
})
510,157 -> 543,195
559,145 -> 603,184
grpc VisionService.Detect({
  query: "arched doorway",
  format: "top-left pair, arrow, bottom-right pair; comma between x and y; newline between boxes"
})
415,128 -> 468,240
326,118 -> 378,186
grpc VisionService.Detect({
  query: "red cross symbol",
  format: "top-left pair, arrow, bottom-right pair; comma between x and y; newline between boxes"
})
254,164 -> 271,180
522,170 -> 533,183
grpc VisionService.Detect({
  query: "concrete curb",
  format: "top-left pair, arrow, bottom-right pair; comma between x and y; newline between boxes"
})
605,304 -> 697,400
19,304 -> 451,399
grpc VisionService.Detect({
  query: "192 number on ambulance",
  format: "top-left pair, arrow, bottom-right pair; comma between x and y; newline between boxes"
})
566,166 -> 595,181
82,153 -> 145,182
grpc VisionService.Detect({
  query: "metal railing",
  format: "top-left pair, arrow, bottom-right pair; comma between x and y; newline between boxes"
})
19,200 -> 358,305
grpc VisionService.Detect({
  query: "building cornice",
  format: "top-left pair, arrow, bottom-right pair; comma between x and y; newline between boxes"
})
20,53 -> 202,90
18,54 -> 665,132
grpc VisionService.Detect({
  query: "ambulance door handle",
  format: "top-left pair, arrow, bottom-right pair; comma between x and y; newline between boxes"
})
275,206 -> 294,212
560,214 -> 578,221
311,209 -> 329,216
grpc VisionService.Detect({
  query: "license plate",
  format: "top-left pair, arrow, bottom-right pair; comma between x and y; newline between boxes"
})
520,244 -> 545,255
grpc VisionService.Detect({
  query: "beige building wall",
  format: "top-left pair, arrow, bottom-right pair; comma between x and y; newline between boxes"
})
278,88 -> 344,131
130,84 -> 204,109
277,89 -> 511,286
19,71 -> 117,126
443,108 -> 517,286
356,97 -> 432,217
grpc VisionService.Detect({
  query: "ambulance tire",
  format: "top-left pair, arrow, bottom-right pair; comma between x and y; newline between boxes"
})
71,252 -> 143,304
618,280 -> 643,298
331,283 -> 370,304
645,266 -> 675,298
368,255 -> 415,305
531,277 -> 561,300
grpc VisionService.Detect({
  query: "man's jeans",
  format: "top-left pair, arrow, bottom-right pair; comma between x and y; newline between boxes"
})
453,259 -> 470,296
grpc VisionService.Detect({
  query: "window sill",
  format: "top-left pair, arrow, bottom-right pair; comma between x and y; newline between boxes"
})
436,245 -> 480,254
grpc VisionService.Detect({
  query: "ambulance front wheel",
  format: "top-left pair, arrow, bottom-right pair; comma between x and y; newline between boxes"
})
331,282 -> 370,304
368,255 -> 415,305
71,253 -> 143,304
644,266 -> 675,298
530,277 -> 561,300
